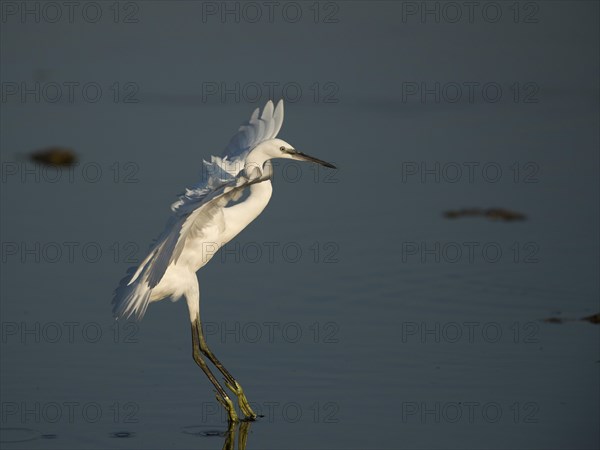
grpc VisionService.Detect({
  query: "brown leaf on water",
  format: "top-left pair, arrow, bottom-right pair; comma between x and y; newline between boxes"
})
484,208 -> 526,221
30,147 -> 77,166
443,208 -> 482,219
443,208 -> 526,221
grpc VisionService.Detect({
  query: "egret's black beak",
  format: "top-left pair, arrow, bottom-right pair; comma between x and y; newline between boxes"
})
294,151 -> 336,169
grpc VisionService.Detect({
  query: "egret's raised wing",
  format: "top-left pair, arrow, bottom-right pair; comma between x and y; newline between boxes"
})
130,170 -> 265,289
113,169 -> 268,320
222,99 -> 284,166
169,99 -> 284,214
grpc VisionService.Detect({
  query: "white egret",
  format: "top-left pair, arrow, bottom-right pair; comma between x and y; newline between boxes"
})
112,100 -> 336,422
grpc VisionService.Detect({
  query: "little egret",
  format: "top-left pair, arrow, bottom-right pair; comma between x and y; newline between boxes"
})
112,100 -> 336,422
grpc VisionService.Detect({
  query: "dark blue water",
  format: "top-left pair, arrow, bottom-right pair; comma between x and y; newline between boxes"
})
1,2 -> 598,449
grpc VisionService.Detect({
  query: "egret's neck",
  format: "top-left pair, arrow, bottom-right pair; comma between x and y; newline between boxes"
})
244,147 -> 270,175
222,178 -> 273,238
245,168 -> 273,207
249,177 -> 273,198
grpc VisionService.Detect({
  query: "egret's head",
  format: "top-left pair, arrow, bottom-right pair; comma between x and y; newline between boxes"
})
262,138 -> 336,168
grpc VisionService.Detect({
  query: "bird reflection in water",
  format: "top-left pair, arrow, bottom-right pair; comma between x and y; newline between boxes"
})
184,420 -> 252,450
222,421 -> 251,450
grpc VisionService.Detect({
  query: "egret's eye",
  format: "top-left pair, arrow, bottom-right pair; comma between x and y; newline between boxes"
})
280,146 -> 286,151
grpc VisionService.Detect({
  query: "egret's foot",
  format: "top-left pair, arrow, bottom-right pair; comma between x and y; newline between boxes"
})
225,380 -> 257,420
216,393 -> 239,423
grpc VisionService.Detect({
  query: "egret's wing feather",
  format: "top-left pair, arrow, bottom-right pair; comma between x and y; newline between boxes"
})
222,99 -> 285,166
113,170 -> 247,320
261,100 -> 276,138
166,99 -> 284,214
134,173 -> 261,290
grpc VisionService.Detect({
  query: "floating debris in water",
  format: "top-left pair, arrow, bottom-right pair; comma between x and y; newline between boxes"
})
444,208 -> 526,221
30,147 -> 77,166
543,317 -> 565,324
543,313 -> 599,324
110,431 -> 135,438
581,313 -> 600,324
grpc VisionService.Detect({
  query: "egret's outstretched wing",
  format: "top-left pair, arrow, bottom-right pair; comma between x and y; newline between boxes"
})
170,99 -> 284,212
223,99 -> 284,166
112,171 -> 266,320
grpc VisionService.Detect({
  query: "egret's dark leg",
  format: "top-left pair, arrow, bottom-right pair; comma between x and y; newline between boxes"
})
191,318 -> 238,423
195,315 -> 257,420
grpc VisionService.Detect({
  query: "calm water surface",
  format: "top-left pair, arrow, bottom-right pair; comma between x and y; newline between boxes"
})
1,2 -> 598,449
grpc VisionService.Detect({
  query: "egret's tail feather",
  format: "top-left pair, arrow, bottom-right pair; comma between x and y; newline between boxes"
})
112,267 -> 152,321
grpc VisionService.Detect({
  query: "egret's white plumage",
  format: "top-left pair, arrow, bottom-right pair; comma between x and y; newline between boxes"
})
113,100 -> 286,320
111,100 -> 335,422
